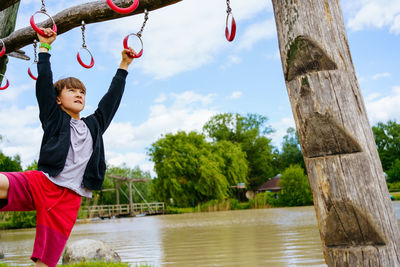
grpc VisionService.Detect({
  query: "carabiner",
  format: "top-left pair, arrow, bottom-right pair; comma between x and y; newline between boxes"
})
225,12 -> 236,42
107,0 -> 140,14
0,39 -> 5,57
123,33 -> 143,58
30,11 -> 57,36
0,74 -> 9,90
77,47 -> 95,69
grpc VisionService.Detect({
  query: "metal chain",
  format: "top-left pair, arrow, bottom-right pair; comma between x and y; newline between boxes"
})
226,0 -> 232,14
81,21 -> 86,48
33,40 -> 38,63
40,0 -> 46,12
137,9 -> 149,38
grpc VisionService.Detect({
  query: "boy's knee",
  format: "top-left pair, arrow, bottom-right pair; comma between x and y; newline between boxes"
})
0,174 -> 9,199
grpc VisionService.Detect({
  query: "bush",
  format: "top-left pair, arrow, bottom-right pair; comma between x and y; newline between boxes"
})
387,181 -> 400,192
249,192 -> 277,208
387,159 -> 400,182
276,165 -> 313,206
9,211 -> 36,229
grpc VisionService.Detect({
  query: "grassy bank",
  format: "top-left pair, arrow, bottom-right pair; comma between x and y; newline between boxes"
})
390,192 -> 400,200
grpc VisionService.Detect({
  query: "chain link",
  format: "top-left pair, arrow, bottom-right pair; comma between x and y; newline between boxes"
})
33,40 -> 38,63
81,21 -> 86,48
137,9 -> 149,38
226,0 -> 232,14
40,0 -> 46,12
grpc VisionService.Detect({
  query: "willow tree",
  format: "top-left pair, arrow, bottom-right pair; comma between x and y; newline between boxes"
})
272,0 -> 400,266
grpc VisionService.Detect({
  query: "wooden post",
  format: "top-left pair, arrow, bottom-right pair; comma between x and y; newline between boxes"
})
115,182 -> 120,206
128,181 -> 134,216
0,1 -> 19,83
271,0 -> 400,265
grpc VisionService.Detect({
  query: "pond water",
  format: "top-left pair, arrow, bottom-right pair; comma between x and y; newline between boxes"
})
2,202 -> 400,266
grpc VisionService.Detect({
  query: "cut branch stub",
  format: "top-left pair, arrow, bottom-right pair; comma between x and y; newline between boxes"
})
301,112 -> 362,158
325,200 -> 386,247
286,35 -> 337,82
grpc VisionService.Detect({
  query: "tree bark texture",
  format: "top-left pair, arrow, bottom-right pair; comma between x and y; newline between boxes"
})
0,1 -> 20,84
0,0 -> 19,12
272,0 -> 400,266
1,0 -> 182,55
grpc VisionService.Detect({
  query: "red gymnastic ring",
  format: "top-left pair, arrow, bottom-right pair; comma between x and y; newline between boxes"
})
225,13 -> 236,42
77,47 -> 95,69
0,39 -> 5,57
107,0 -> 140,14
0,74 -> 9,90
123,34 -> 143,58
30,11 -> 57,37
28,63 -> 38,81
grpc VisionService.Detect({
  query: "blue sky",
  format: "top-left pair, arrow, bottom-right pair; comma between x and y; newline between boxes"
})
1,0 -> 400,176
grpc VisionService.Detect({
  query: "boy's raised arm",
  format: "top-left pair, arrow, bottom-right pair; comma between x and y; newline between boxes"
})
92,48 -> 136,133
35,28 -> 58,127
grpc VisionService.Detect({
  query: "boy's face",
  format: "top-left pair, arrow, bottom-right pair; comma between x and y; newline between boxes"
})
56,87 -> 86,119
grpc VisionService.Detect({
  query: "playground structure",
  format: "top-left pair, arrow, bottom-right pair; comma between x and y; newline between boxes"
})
0,0 -> 399,266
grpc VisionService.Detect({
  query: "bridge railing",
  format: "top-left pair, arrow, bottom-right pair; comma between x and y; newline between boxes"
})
82,202 -> 165,218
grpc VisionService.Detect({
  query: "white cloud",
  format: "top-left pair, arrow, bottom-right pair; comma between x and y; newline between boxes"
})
0,80 -> 32,103
93,0 -> 272,79
365,86 -> 400,125
228,91 -> 242,99
270,117 -> 295,149
220,55 -> 241,70
372,72 -> 391,80
0,106 -> 42,168
106,151 -> 154,175
346,0 -> 400,33
236,18 -> 276,51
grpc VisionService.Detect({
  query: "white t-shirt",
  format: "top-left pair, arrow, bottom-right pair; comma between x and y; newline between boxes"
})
45,118 -> 93,198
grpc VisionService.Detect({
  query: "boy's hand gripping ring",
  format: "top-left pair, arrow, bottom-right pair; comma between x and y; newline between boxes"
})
77,48 -> 95,69
30,11 -> 57,36
107,0 -> 140,14
0,74 -> 9,90
225,13 -> 236,42
123,33 -> 143,58
28,62 -> 38,81
0,39 -> 5,57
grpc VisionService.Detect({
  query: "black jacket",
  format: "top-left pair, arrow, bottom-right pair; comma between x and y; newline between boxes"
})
36,53 -> 127,190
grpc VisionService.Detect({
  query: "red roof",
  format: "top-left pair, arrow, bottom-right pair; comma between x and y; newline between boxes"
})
257,176 -> 281,192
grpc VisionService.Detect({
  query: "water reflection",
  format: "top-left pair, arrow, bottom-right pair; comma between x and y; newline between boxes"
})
2,203 -> 400,266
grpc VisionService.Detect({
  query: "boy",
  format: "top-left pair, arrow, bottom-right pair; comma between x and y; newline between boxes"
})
0,28 -> 136,267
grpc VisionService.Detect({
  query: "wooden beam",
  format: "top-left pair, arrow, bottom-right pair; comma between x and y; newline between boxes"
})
108,174 -> 149,182
271,0 -> 400,265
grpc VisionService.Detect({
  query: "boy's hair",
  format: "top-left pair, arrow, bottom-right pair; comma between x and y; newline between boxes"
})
54,77 -> 86,96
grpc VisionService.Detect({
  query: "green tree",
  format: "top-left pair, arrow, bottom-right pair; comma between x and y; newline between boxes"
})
277,165 -> 313,206
278,127 -> 305,172
387,159 -> 400,183
203,113 -> 276,189
372,120 -> 400,171
25,160 -> 38,171
149,131 -> 242,207
0,152 -> 22,172
212,140 -> 248,190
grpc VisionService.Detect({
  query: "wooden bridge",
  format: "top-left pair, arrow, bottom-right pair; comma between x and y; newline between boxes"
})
83,202 -> 165,219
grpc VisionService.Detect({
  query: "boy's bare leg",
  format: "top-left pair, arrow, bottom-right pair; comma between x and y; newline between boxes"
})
0,174 -> 9,199
35,260 -> 48,267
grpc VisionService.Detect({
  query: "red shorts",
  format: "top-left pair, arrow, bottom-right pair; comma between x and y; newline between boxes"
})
0,171 -> 81,267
